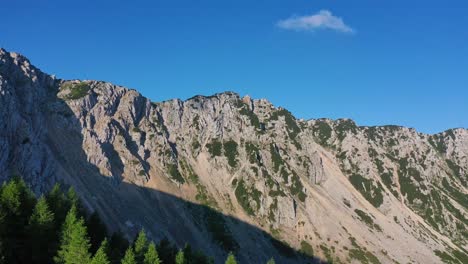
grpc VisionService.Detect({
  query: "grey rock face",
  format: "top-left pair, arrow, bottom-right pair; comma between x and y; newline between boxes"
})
0,48 -> 466,263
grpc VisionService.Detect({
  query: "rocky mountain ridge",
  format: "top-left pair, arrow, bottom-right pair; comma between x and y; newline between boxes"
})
0,48 -> 466,263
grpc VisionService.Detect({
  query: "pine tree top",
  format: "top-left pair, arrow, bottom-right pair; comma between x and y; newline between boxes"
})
121,247 -> 136,264
144,242 -> 161,264
175,250 -> 185,264
91,239 -> 110,264
134,229 -> 148,259
225,252 -> 237,264
29,196 -> 54,226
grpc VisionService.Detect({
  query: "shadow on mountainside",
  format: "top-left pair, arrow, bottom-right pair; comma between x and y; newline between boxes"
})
0,58 -> 327,264
110,182 -> 326,264
65,108 -> 325,264
48,88 -> 326,264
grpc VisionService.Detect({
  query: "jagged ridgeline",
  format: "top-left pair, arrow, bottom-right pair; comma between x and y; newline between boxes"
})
0,48 -> 467,263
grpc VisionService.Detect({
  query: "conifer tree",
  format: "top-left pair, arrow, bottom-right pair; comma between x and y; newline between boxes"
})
55,205 -> 91,264
175,249 -> 186,264
143,242 -> 161,264
0,178 -> 246,264
0,176 -> 36,263
91,239 -> 111,264
46,183 -> 68,227
56,204 -> 78,262
134,229 -> 148,262
121,247 -> 136,264
61,217 -> 91,264
66,187 -> 79,208
46,184 -> 70,257
66,186 -> 87,218
27,196 -> 55,264
0,176 -> 35,216
266,258 -> 275,264
225,252 -> 237,264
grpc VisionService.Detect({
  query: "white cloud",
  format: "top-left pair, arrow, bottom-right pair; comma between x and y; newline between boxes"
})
277,10 -> 354,33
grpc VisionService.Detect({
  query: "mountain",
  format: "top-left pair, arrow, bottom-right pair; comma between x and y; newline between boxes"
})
0,48 -> 466,264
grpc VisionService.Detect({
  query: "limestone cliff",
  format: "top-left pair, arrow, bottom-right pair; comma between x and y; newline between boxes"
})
0,48 -> 466,263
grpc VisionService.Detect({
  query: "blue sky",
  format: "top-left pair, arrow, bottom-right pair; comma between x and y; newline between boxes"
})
2,0 -> 467,134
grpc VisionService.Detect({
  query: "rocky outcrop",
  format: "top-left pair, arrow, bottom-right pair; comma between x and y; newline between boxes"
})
0,48 -> 466,263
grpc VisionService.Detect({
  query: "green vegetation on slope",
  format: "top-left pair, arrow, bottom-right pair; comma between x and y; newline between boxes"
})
349,174 -> 384,208
441,178 -> 468,209
269,109 -> 301,139
270,144 -> 284,173
245,142 -> 260,165
290,171 -> 307,202
224,140 -> 239,168
167,163 -> 185,184
234,179 -> 262,216
206,139 -> 239,168
313,121 -> 332,146
348,236 -> 381,264
335,119 -> 357,141
446,159 -> 467,187
434,249 -> 468,264
428,134 -> 447,154
269,109 -> 302,148
206,139 -> 223,157
238,102 -> 261,129
62,82 -> 91,100
354,209 -> 382,232
300,241 -> 314,257
397,158 -> 428,206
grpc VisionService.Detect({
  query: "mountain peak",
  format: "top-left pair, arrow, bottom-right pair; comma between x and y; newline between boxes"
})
0,49 -> 466,264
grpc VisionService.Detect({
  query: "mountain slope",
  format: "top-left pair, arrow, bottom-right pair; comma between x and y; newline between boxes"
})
0,48 -> 466,263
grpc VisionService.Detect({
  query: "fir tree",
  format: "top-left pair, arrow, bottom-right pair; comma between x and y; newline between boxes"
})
46,183 -> 69,257
144,242 -> 161,264
55,206 -> 91,264
0,178 -> 245,264
27,196 -> 55,264
55,204 -> 78,263
121,247 -> 136,264
46,183 -> 68,228
175,250 -> 186,264
66,187 -> 79,208
134,229 -> 148,262
91,239 -> 111,264
0,176 -> 35,216
61,218 -> 91,264
225,252 -> 237,264
0,176 -> 36,263
266,258 -> 275,264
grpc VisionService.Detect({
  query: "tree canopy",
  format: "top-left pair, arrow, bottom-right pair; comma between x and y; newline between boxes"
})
0,177 -> 280,264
